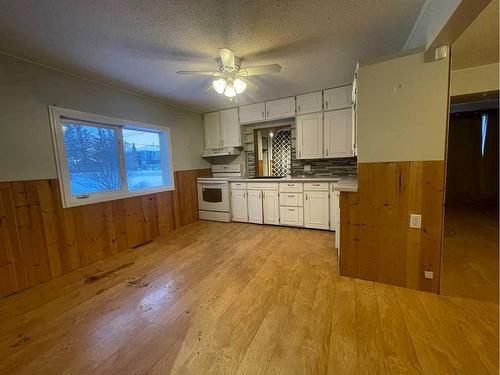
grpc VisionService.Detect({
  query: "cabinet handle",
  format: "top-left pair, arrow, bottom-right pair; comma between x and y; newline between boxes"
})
287,184 -> 294,187
76,194 -> 89,199
313,183 -> 320,186
261,111 -> 265,118
298,105 -> 301,113
298,150 -> 301,158
243,192 -> 246,198
266,111 -> 269,117
325,101 -> 329,109
288,195 -> 295,198
325,149 -> 329,157
288,208 -> 295,212
305,194 -> 308,200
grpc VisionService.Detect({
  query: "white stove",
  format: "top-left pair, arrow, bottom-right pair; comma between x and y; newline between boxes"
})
197,165 -> 242,222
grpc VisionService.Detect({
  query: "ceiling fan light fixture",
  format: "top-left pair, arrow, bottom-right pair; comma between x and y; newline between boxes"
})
224,84 -> 236,97
213,78 -> 227,94
233,78 -> 247,94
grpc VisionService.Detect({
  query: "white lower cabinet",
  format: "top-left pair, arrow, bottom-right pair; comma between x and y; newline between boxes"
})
280,206 -> 304,227
247,190 -> 263,224
230,189 -> 248,222
304,191 -> 330,230
231,181 -> 336,231
263,190 -> 280,225
329,184 -> 339,231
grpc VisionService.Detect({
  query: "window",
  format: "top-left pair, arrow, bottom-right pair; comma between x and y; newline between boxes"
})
50,107 -> 174,207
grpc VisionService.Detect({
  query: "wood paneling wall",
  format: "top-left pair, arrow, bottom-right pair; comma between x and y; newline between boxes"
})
339,161 -> 445,293
0,168 -> 210,298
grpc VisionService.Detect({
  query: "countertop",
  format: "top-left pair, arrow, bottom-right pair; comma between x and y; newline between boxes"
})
226,176 -> 358,192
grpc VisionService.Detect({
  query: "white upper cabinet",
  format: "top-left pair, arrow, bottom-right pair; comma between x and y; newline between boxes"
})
263,190 -> 280,225
323,85 -> 352,111
239,103 -> 266,124
296,112 -> 323,159
230,189 -> 248,223
220,108 -> 241,147
304,191 -> 329,230
203,111 -> 221,149
296,91 -> 322,115
266,97 -> 296,120
323,108 -> 353,158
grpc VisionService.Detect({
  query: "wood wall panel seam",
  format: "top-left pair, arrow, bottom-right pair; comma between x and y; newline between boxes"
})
0,168 -> 210,299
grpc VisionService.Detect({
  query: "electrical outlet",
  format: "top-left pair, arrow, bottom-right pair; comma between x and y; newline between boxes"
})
304,165 -> 311,172
424,271 -> 434,279
409,214 -> 422,228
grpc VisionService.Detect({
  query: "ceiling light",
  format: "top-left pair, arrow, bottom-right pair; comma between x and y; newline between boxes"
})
233,78 -> 247,94
224,84 -> 236,97
213,78 -> 227,94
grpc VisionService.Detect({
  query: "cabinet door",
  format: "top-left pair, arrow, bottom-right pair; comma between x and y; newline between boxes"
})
329,184 -> 339,231
239,103 -> 266,124
204,111 -> 221,149
323,109 -> 353,158
296,91 -> 322,115
247,190 -> 263,224
323,85 -> 352,111
231,190 -> 248,222
266,97 -> 296,120
304,191 -> 329,230
296,112 -> 323,159
220,108 -> 241,147
263,190 -> 280,225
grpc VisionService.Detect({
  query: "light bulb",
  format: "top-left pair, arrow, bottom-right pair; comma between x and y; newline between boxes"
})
224,84 -> 236,97
212,78 -> 227,94
233,78 -> 247,94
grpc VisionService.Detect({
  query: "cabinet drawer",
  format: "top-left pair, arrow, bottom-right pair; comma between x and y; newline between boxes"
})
280,206 -> 304,227
247,182 -> 279,190
230,182 -> 247,190
279,192 -> 303,207
304,182 -> 329,191
279,182 -> 303,193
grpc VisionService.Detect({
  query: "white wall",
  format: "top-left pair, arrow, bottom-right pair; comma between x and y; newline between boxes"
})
0,53 -> 209,181
357,51 -> 450,162
450,63 -> 500,96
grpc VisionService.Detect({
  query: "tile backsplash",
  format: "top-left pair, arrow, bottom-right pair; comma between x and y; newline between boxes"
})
290,147 -> 357,177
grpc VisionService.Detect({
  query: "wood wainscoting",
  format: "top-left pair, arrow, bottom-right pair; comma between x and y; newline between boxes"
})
0,168 -> 210,298
339,161 -> 445,293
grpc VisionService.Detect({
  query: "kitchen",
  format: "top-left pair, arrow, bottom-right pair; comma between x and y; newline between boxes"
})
197,84 -> 358,253
0,1 -> 497,374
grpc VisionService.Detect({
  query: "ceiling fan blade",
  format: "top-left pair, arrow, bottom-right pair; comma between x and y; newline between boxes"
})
176,70 -> 224,76
239,64 -> 282,76
219,48 -> 235,69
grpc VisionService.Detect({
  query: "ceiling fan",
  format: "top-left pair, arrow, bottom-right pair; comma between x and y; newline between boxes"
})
176,48 -> 281,99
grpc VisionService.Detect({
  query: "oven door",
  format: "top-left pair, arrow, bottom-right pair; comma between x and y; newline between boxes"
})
197,181 -> 229,212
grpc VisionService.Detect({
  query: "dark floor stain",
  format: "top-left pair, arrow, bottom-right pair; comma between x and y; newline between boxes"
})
11,335 -> 30,348
84,262 -> 135,284
126,275 -> 149,288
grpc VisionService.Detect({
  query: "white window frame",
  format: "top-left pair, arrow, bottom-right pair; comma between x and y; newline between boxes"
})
49,106 -> 175,208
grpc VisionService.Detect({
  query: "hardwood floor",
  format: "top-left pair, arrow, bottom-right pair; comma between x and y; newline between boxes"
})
440,204 -> 499,303
0,221 -> 497,374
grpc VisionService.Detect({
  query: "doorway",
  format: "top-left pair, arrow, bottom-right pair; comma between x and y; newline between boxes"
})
440,92 -> 499,303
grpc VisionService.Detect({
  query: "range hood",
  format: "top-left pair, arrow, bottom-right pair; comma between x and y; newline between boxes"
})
202,147 -> 241,158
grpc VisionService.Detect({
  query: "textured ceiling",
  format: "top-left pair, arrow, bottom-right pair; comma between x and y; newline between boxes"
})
0,0 -> 425,112
452,0 -> 499,70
